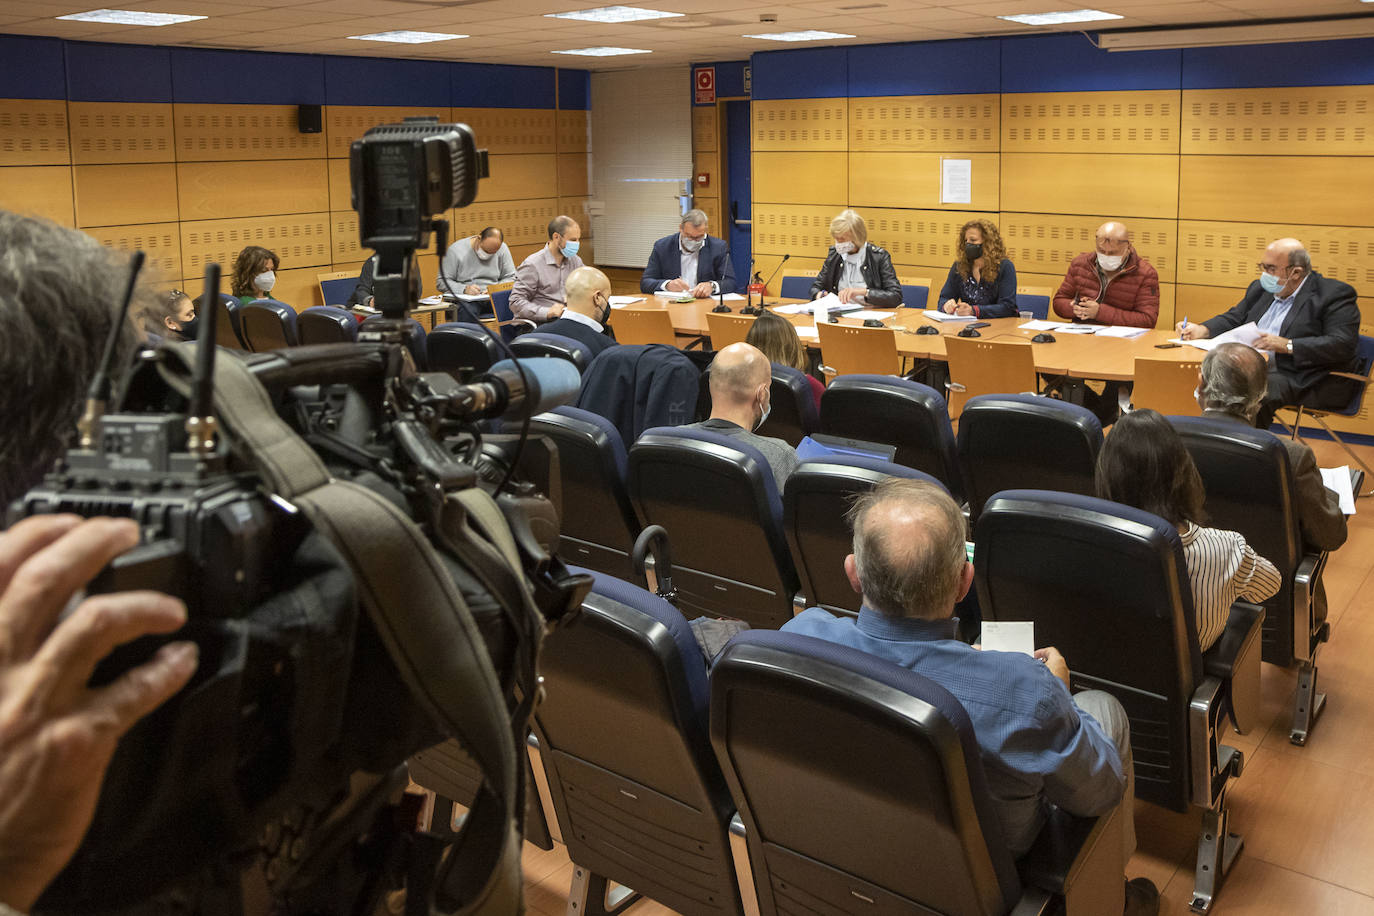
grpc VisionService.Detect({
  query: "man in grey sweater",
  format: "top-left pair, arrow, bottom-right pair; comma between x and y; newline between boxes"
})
687,343 -> 799,488
436,226 -> 516,295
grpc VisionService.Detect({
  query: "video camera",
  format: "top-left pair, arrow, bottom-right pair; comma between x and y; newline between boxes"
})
11,120 -> 589,915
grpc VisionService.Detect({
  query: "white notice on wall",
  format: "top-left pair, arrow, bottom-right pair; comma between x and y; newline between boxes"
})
941,157 -> 972,204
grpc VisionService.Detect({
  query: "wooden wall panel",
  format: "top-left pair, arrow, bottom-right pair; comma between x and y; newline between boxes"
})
753,152 -> 847,205
1177,221 -> 1374,291
327,157 -> 352,213
331,211 -> 366,264
849,94 -> 999,152
177,160 -> 329,220
558,197 -> 592,239
325,106 -> 448,158
85,222 -> 182,281
1175,283 -> 1244,324
0,166 -> 74,226
864,208 -> 996,271
445,198 -> 557,247
476,154 -> 557,202
693,196 -> 721,237
1002,91 -> 1180,153
557,109 -> 589,153
754,254 -> 828,291
693,105 -> 717,152
557,152 -> 588,197
753,204 -> 842,258
1000,212 -> 1177,282
174,104 -> 325,161
0,99 -> 69,166
509,242 -> 542,266
452,107 -> 557,155
1179,156 -> 1374,227
180,213 -> 332,279
1001,153 -> 1179,219
69,102 -> 174,164
1182,86 -> 1374,155
752,99 -> 848,151
849,152 -> 1000,211
74,163 -> 179,227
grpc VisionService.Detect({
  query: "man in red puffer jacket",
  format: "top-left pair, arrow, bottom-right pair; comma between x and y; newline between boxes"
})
1053,221 -> 1160,328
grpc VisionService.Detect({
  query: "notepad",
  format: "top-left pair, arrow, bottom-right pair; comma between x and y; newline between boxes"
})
981,621 -> 1035,656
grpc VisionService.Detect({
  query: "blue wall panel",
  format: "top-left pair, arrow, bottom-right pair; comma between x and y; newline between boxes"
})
452,62 -> 555,108
750,46 -> 848,100
171,48 -> 325,104
689,60 -> 748,103
0,35 -> 66,99
66,42 -> 172,103
1182,38 -> 1374,88
558,68 -> 590,109
1000,33 -> 1181,92
848,38 -> 1001,97
325,56 -> 450,107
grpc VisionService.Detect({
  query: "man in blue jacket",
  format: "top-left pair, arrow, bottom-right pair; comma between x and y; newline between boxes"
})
640,209 -> 736,297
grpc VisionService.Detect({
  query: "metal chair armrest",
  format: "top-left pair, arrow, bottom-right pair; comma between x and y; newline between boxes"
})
1294,551 -> 1326,661
1019,805 -> 1125,915
1189,677 -> 1245,809
1203,602 -> 1265,734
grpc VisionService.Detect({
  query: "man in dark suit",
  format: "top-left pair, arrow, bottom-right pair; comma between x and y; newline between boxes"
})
640,209 -> 736,296
539,266 -> 618,360
1176,238 -> 1360,428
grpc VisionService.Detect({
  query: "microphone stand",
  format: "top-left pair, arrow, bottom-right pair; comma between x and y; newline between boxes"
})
758,253 -> 790,308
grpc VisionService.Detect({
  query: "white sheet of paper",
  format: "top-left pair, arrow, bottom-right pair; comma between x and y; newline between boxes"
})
846,310 -> 896,321
810,292 -> 844,314
1172,321 -> 1262,351
773,302 -> 813,315
940,157 -> 972,204
1050,324 -> 1100,334
1319,466 -> 1358,515
1095,326 -> 1149,339
608,295 -> 644,306
653,289 -> 696,299
1017,320 -> 1068,331
981,621 -> 1035,656
794,325 -> 819,340
720,292 -> 747,301
922,309 -> 976,322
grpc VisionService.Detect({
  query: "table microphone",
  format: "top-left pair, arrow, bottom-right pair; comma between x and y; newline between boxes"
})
758,254 -> 790,308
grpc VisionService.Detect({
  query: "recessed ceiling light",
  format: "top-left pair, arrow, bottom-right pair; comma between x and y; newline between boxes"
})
346,30 -> 467,43
742,29 -> 857,41
997,9 -> 1123,25
552,46 -> 654,56
57,8 -> 207,26
546,6 -> 683,23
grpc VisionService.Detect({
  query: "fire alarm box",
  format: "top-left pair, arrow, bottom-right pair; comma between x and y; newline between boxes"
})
696,172 -> 710,188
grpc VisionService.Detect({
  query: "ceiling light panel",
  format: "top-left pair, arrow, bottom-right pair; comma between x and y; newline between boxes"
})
347,29 -> 467,42
997,8 -> 1123,24
742,29 -> 857,40
57,9 -> 207,25
546,6 -> 684,23
551,45 -> 654,55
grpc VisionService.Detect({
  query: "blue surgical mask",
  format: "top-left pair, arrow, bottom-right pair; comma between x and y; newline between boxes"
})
560,239 -> 580,258
1259,271 -> 1284,295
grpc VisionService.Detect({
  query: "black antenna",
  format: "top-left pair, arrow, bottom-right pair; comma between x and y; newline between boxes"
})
78,250 -> 145,448
185,264 -> 221,456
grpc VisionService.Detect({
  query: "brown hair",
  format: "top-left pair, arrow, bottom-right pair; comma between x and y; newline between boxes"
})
746,309 -> 808,372
1095,409 -> 1207,528
137,288 -> 193,340
954,219 -> 1006,284
230,245 -> 279,297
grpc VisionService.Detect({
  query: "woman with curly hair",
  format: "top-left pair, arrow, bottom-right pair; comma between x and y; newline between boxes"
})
230,245 -> 280,305
937,219 -> 1018,319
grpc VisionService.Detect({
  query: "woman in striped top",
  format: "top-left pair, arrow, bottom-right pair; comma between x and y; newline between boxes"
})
1095,409 -> 1281,651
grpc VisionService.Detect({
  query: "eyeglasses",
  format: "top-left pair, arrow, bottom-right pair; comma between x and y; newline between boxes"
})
1256,262 -> 1289,276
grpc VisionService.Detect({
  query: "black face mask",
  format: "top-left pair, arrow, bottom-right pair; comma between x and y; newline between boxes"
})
964,242 -> 983,260
596,296 -> 612,329
176,313 -> 201,340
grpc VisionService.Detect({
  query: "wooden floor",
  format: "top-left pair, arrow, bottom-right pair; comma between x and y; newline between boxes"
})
519,435 -> 1374,916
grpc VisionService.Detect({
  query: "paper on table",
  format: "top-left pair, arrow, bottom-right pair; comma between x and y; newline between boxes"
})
846,310 -> 896,321
1319,466 -> 1358,515
608,296 -> 645,308
1095,326 -> 1148,339
1171,321 -> 1261,351
981,621 -> 1035,656
1017,320 -> 1067,331
773,302 -> 812,315
922,309 -> 976,322
794,325 -> 819,340
720,292 -> 746,301
1050,324 -> 1100,334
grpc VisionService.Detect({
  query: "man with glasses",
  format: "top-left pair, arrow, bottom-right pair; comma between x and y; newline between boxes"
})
640,209 -> 736,298
1176,238 -> 1360,428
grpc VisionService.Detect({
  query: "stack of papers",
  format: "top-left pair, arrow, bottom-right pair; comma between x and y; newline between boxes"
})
775,294 -> 860,316
922,309 -> 976,322
1096,326 -> 1149,339
1048,324 -> 1100,335
1017,320 -> 1067,331
608,295 -> 644,308
1171,321 -> 1261,351
1319,466 -> 1358,515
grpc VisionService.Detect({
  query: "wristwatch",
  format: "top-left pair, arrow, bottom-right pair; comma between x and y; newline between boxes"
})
1287,339 -> 1294,354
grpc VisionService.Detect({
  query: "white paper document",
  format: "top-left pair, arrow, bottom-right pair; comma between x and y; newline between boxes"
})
720,292 -> 747,301
1172,321 -> 1262,351
773,302 -> 813,315
846,310 -> 896,321
922,309 -> 976,322
1050,324 -> 1100,335
1095,326 -> 1149,339
1320,466 -> 1358,515
794,325 -> 819,340
608,295 -> 645,307
981,621 -> 1035,656
940,157 -> 972,205
1017,320 -> 1068,331
653,289 -> 696,299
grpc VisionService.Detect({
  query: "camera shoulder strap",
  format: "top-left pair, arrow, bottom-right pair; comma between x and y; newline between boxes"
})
157,344 -> 525,916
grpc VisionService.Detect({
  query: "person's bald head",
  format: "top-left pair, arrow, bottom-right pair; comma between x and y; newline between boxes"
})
709,342 -> 771,407
1198,342 -> 1269,421
1095,221 -> 1130,258
564,266 -> 610,318
1263,237 -> 1310,297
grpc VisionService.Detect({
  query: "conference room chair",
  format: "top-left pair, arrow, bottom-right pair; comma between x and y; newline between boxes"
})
956,394 -> 1103,522
1169,415 -> 1335,745
974,490 -> 1264,914
1016,285 -> 1054,320
628,426 -> 799,629
759,363 -> 819,447
296,305 -> 357,345
489,285 -> 535,344
577,344 -> 701,446
197,292 -> 246,350
784,455 -> 943,616
815,322 -> 901,378
532,569 -> 754,916
528,406 -> 641,580
509,332 -> 594,374
943,335 -> 1039,417
361,315 -> 427,369
711,630 -> 1128,916
427,322 -> 502,381
704,310 -> 755,350
1129,356 -> 1203,417
611,308 -> 679,346
897,274 -> 933,309
315,269 -> 357,308
778,269 -> 818,300
819,375 -> 965,502
1279,333 -> 1374,495
238,299 -> 298,351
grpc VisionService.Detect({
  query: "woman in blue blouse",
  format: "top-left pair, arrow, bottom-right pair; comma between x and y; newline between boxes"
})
938,219 -> 1018,319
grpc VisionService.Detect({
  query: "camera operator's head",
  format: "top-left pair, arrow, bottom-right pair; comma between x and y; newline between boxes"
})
0,209 -> 145,506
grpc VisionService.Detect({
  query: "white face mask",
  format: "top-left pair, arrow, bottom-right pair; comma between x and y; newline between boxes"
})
834,241 -> 856,256
1096,252 -> 1124,272
755,391 -> 772,431
253,270 -> 276,293
475,246 -> 495,261
681,234 -> 704,253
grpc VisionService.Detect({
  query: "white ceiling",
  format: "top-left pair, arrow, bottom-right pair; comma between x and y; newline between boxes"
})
3,0 -> 1371,70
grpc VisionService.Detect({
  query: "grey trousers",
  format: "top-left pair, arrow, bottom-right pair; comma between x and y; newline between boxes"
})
1073,689 -> 1137,864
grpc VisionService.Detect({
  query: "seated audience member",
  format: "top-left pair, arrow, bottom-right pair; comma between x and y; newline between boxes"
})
808,209 -> 902,307
1175,238 -> 1360,428
1096,409 -> 1280,652
346,254 -> 377,309
640,209 -> 737,297
539,266 -> 618,359
1194,342 -> 1348,622
745,309 -> 824,411
686,342 -> 799,487
1053,221 -> 1159,328
437,226 -> 516,295
938,219 -> 1018,318
511,215 -> 584,323
139,288 -> 198,342
230,245 -> 281,305
783,478 -> 1156,914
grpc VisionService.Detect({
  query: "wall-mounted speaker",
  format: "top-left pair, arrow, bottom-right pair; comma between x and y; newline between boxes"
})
298,103 -> 322,134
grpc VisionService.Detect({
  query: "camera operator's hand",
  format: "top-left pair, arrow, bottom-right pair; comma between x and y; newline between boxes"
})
0,516 -> 198,912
